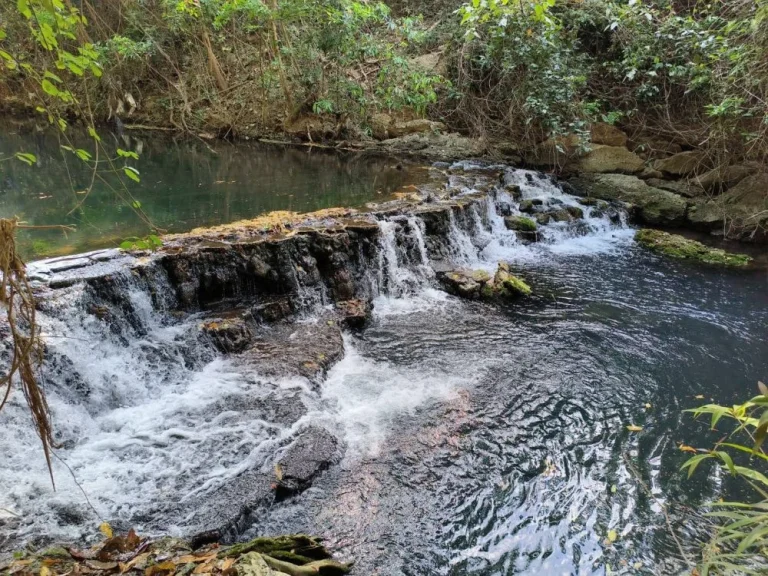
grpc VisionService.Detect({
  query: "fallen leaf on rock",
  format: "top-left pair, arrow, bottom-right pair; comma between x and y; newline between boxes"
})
86,559 -> 118,571
678,444 -> 698,453
144,561 -> 175,576
607,529 -> 618,543
626,425 -> 643,432
120,553 -> 149,573
218,558 -> 235,572
694,394 -> 705,400
40,566 -> 52,576
193,560 -> 217,574
175,553 -> 216,565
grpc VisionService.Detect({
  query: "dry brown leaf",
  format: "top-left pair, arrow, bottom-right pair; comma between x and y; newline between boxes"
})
144,561 -> 175,576
119,553 -> 149,573
174,553 -> 216,565
40,566 -> 52,576
679,444 -> 698,453
626,425 -> 643,432
193,560 -> 217,574
218,558 -> 235,572
85,560 -> 118,571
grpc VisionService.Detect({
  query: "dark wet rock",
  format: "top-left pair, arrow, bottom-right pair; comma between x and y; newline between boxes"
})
274,427 -> 340,500
239,320 -> 344,382
495,201 -> 513,216
200,318 -> 253,354
251,298 -> 294,322
335,299 -> 372,329
519,199 -> 544,213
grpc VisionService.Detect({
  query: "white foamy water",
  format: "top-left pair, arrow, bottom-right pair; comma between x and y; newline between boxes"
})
320,336 -> 465,456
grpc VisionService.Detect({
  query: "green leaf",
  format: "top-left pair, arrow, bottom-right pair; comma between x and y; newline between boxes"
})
119,240 -> 135,250
131,200 -> 142,209
43,70 -> 62,83
75,148 -> 91,161
681,453 -> 713,478
117,148 -> 139,160
733,466 -> 768,488
90,63 -> 102,78
57,118 -> 67,132
17,0 -> 32,19
0,29 -> 7,41
14,152 -> 37,166
41,79 -> 60,97
87,127 -> 101,142
715,451 -> 736,476
123,166 -> 140,183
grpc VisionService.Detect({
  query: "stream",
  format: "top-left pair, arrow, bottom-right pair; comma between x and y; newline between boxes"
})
0,137 -> 767,575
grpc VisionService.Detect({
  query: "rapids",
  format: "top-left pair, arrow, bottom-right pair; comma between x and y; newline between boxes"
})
1,163 -> 766,576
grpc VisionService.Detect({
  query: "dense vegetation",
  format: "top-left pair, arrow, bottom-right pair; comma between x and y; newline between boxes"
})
1,0 -> 766,165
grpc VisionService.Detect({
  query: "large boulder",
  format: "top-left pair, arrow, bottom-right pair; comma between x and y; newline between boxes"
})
575,145 -> 644,174
569,173 -> 688,226
694,164 -> 756,194
653,150 -> 711,177
645,178 -> 705,198
370,114 -> 446,140
590,123 -> 628,147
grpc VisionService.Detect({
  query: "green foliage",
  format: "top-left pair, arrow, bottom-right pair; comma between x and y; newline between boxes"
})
120,234 -> 163,252
451,0 -> 767,158
684,383 -> 768,574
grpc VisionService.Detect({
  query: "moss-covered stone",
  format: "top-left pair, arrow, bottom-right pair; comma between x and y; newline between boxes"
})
635,229 -> 752,267
504,216 -> 537,233
493,262 -> 532,297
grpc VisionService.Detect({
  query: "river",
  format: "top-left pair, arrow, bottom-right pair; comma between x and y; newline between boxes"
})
0,132 -> 766,575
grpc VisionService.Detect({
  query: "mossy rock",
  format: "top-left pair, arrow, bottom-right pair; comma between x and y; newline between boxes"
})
493,262 -> 532,297
635,229 -> 752,267
504,216 -> 537,232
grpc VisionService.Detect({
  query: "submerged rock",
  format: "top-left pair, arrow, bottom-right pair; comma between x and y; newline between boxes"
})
635,229 -> 752,266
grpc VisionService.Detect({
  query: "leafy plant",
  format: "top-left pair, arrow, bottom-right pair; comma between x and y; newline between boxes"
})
683,382 -> 768,574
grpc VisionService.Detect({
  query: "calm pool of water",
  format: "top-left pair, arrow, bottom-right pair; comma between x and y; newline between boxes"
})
0,120 -> 422,259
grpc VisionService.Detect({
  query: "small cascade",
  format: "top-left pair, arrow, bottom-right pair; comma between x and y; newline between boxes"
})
0,158 -> 637,550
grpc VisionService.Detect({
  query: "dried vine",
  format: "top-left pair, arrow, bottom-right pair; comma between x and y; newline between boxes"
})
0,218 -> 56,487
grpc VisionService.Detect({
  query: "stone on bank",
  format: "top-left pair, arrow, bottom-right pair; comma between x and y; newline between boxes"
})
635,229 -> 752,267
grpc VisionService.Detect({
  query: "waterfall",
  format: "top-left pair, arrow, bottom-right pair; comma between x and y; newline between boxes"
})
0,161 -> 635,550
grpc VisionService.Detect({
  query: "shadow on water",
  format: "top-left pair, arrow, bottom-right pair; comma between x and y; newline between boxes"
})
0,120 -> 422,259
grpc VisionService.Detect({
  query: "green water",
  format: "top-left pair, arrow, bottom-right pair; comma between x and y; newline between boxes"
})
0,120 -> 422,260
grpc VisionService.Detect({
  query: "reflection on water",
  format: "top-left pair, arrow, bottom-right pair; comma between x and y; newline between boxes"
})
0,120 -> 421,259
